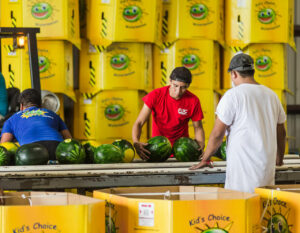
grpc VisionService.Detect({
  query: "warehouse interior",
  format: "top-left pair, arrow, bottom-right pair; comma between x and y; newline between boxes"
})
0,0 -> 300,232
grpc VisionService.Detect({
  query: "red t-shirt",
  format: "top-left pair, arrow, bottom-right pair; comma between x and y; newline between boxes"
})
143,86 -> 204,145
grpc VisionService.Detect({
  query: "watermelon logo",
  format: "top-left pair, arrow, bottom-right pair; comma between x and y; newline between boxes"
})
258,8 -> 275,24
110,54 -> 129,70
195,222 -> 233,233
105,104 -> 124,121
190,4 -> 208,20
182,54 -> 200,70
255,56 -> 272,71
38,56 -> 50,73
267,214 -> 289,233
123,5 -> 142,22
31,3 -> 53,20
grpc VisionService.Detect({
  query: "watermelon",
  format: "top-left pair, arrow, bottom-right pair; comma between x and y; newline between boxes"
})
0,142 -> 19,154
144,136 -> 172,162
0,142 -> 19,165
0,146 -> 12,166
56,139 -> 86,164
112,139 -> 135,163
214,141 -> 226,161
82,142 -> 96,163
94,144 -> 124,164
15,143 -> 49,165
173,137 -> 202,162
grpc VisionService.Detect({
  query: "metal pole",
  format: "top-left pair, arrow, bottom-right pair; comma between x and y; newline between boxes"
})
26,32 -> 41,91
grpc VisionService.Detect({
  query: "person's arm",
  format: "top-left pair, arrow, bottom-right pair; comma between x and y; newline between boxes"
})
276,123 -> 286,166
190,117 -> 227,170
60,129 -> 72,139
132,104 -> 152,160
0,132 -> 14,143
192,120 -> 205,150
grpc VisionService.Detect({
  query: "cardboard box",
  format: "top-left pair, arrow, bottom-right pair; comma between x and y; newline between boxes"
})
1,39 -> 75,100
80,40 -> 153,93
0,0 -> 81,48
1,38 -> 32,91
223,44 -> 287,90
225,0 -> 295,49
188,89 -> 219,139
162,0 -> 224,45
94,186 -> 261,233
255,185 -> 300,233
0,191 -> 104,233
74,90 -> 148,140
153,40 -> 220,90
87,0 -> 162,48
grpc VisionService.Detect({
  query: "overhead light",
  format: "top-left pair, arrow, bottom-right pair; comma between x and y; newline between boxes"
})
13,35 -> 25,49
17,36 -> 25,48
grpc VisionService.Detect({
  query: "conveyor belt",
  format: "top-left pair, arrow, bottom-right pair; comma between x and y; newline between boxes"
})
0,155 -> 299,191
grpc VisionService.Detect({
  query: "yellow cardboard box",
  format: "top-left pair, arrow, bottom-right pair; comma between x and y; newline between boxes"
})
255,184 -> 300,233
153,40 -> 220,90
0,0 -> 81,48
188,89 -> 219,139
87,0 -> 162,48
162,0 -> 224,45
223,44 -> 287,90
74,90 -> 148,140
225,0 -> 295,49
0,191 -> 104,233
94,186 -> 261,233
80,40 -> 153,93
1,39 -> 75,100
1,38 -> 31,91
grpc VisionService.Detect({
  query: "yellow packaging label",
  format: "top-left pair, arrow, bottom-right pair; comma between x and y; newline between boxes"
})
0,192 -> 105,233
87,0 -> 162,48
74,92 -> 98,140
225,0 -> 295,49
1,38 -> 31,91
162,0 -> 224,45
223,44 -> 287,90
153,40 -> 220,90
94,186 -> 261,233
1,39 -> 75,99
0,0 -> 81,48
188,89 -> 219,139
80,40 -> 153,93
255,185 -> 300,233
74,90 -> 148,140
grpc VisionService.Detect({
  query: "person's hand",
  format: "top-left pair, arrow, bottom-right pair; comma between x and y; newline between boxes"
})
133,142 -> 150,160
189,159 -> 213,170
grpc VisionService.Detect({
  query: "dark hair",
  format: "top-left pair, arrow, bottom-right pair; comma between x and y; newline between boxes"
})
170,67 -> 192,84
236,69 -> 255,78
19,89 -> 41,108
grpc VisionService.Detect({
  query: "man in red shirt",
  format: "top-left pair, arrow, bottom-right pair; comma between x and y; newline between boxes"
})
132,67 -> 205,160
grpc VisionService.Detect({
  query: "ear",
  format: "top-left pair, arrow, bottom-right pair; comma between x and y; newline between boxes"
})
231,70 -> 238,80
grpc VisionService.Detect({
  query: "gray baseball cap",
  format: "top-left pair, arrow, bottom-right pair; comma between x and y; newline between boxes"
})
227,53 -> 254,72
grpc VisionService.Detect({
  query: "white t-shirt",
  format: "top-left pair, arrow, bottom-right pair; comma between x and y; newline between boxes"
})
216,84 -> 286,193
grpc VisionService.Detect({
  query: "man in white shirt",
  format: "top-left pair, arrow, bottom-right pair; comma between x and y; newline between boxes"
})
190,52 -> 286,193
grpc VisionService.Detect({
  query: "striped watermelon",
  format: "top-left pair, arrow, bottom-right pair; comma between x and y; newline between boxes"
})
173,137 -> 202,162
144,136 -> 172,162
0,146 -> 12,166
56,139 -> 86,164
94,144 -> 124,164
112,139 -> 135,163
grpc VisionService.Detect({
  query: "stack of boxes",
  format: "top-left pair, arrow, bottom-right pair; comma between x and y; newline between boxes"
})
224,0 -> 295,153
0,0 -> 81,119
74,0 -> 163,144
153,0 -> 224,145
